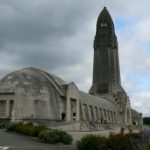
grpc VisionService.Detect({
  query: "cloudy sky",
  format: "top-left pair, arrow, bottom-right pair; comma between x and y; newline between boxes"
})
0,0 -> 150,116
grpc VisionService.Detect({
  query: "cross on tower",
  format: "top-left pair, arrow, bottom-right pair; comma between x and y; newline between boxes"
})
103,0 -> 108,7
104,0 -> 106,6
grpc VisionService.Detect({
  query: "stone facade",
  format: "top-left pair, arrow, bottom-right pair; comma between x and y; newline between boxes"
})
0,7 -> 142,131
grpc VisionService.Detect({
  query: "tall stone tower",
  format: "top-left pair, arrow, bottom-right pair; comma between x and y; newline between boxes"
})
90,7 -> 132,125
90,7 -> 122,95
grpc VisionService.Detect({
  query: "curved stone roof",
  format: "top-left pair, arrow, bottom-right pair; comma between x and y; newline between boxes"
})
0,67 -> 67,95
131,109 -> 142,118
79,91 -> 116,111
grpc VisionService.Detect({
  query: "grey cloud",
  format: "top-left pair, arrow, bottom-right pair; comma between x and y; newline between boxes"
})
0,0 -> 96,73
0,0 -> 97,46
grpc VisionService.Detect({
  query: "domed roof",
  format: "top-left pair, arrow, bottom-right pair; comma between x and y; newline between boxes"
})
0,67 -> 67,95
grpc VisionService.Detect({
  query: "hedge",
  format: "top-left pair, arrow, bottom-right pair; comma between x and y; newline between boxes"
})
77,134 -> 108,150
39,129 -> 73,144
77,133 -> 141,150
7,122 -> 73,145
7,122 -> 47,137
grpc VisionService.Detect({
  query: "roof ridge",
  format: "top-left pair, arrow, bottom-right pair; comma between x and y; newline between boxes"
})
31,67 -> 64,96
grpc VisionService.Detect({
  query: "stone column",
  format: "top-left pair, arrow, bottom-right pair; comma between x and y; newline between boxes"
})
129,108 -> 132,125
108,111 -> 112,123
82,104 -> 86,121
66,87 -> 71,122
6,100 -> 10,117
88,105 -> 92,121
93,106 -> 96,121
139,113 -> 143,126
79,103 -> 84,121
100,108 -> 104,123
97,108 -> 101,123
76,99 -> 80,121
66,83 -> 80,122
114,112 -> 117,124
106,110 -> 109,123
101,109 -> 105,124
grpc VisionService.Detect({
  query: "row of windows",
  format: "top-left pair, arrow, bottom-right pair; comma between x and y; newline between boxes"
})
80,103 -> 117,124
0,101 -> 6,117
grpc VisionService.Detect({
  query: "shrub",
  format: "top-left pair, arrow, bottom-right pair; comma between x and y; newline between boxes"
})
20,123 -> 47,137
39,129 -> 73,144
143,142 -> 150,150
77,134 -> 108,150
61,132 -> 73,145
7,122 -> 23,132
7,122 -> 47,137
107,133 -> 140,150
15,122 -> 25,134
40,130 -> 60,144
6,122 -> 72,145
38,130 -> 52,142
143,117 -> 150,125
76,133 -> 142,150
0,123 -> 9,129
31,125 -> 48,137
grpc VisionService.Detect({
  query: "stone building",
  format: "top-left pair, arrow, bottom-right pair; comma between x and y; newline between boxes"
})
0,7 -> 143,131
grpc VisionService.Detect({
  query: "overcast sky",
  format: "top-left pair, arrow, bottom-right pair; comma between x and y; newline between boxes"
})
0,0 -> 150,116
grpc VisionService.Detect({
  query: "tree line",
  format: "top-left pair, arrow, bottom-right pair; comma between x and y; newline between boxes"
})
143,117 -> 150,125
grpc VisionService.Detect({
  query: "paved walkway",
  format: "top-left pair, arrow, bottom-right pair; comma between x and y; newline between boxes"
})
0,129 -> 76,150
